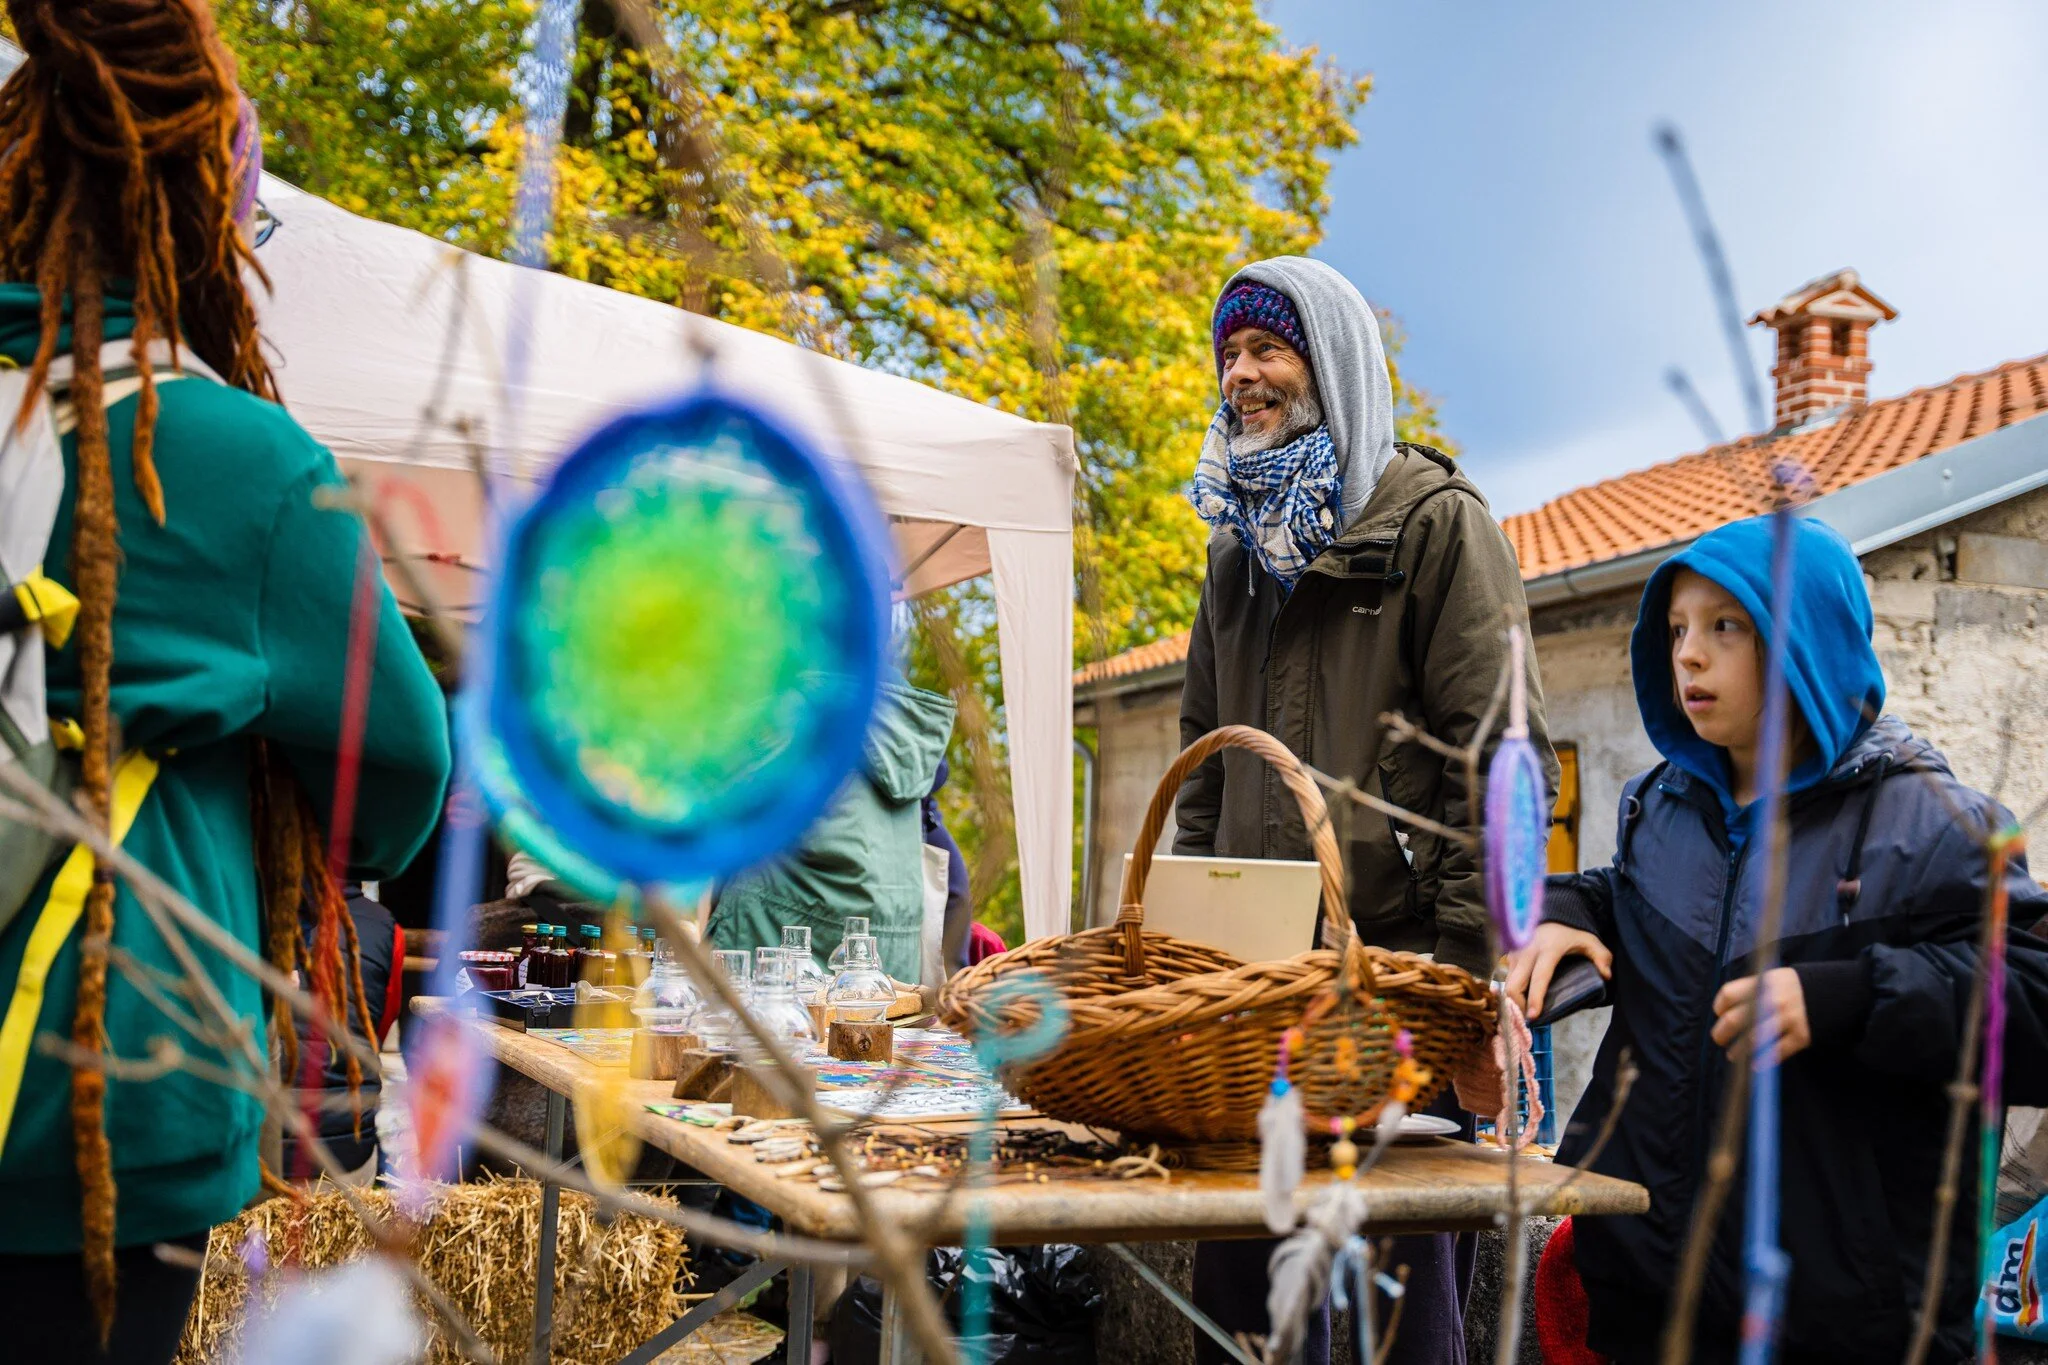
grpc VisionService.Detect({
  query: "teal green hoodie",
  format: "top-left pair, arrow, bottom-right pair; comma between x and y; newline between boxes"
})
0,288 -> 451,1252
710,681 -> 955,983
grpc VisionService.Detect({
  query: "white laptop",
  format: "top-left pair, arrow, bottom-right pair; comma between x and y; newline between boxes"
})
1122,854 -> 1325,964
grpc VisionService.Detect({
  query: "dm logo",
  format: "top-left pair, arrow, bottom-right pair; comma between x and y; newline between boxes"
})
1991,1221 -> 2042,1328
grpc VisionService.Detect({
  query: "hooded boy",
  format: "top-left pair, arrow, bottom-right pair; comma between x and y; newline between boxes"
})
1510,515 -> 2048,1363
1178,258 -> 1556,1364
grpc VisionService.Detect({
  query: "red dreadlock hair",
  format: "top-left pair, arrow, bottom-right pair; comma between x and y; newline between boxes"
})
0,0 -> 363,1338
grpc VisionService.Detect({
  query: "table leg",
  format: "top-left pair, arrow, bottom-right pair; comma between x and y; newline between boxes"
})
1105,1243 -> 1260,1365
785,1263 -> 815,1365
532,1089 -> 567,1365
878,1281 -> 924,1365
616,1259 -> 785,1365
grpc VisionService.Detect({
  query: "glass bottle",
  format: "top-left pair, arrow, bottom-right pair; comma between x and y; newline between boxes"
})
696,949 -> 752,1053
633,934 -> 698,1035
742,947 -> 817,1062
548,925 -> 572,987
515,923 -> 539,986
827,934 -> 895,1024
529,925 -> 553,986
827,916 -> 871,974
576,924 -> 603,980
781,925 -> 831,1005
752,947 -> 781,1008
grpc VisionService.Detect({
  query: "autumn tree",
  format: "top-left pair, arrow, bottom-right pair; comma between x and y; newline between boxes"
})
221,0 -> 1447,936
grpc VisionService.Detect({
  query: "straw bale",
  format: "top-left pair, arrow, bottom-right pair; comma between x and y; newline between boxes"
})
176,1175 -> 691,1364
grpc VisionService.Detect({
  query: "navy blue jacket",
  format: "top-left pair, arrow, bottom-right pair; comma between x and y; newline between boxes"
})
1552,720 -> 2048,1361
1549,516 -> 2048,1362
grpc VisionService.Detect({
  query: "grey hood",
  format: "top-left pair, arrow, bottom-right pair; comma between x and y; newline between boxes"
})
1214,256 -> 1398,532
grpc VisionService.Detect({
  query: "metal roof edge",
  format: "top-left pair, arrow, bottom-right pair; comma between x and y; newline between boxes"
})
1522,410 -> 2048,608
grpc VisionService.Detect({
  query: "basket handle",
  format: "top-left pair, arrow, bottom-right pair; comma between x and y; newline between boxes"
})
1115,725 -> 1356,978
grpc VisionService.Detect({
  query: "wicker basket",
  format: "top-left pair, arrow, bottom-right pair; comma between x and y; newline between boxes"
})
940,725 -> 1493,1157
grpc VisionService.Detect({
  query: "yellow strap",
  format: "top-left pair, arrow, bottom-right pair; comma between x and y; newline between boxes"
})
13,571 -> 79,650
0,750 -> 159,1157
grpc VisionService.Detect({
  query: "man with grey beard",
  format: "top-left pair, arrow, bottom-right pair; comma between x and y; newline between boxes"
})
1178,259 -> 1557,1365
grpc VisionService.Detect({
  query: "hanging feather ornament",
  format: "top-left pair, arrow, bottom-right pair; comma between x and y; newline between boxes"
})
1261,1029 -> 1310,1235
1265,1181 -> 1368,1365
1260,1079 -> 1307,1235
1261,1044 -> 1430,1364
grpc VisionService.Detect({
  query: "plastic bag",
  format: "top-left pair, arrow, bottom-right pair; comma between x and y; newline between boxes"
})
830,1243 -> 1102,1365
1984,1192 -> 2048,1341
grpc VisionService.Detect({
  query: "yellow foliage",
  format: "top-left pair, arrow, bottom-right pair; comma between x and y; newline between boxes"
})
221,0 -> 1452,941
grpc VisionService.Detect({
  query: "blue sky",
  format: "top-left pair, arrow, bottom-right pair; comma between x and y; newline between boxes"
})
1263,1 -> 2048,515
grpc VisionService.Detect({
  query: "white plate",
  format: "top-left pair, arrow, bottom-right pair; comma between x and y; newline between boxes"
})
1394,1114 -> 1462,1142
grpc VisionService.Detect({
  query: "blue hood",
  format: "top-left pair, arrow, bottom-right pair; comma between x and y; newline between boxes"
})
1629,514 -> 1884,809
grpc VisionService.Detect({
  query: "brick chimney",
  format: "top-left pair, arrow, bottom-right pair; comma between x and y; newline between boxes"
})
1747,269 -> 1898,431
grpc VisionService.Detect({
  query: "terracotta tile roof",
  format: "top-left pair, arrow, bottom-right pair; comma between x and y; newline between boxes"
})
1504,352 -> 2048,578
1075,351 -> 2048,687
1075,630 -> 1191,688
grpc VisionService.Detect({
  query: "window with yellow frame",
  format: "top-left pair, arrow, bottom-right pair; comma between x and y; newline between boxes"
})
1548,742 -> 1580,873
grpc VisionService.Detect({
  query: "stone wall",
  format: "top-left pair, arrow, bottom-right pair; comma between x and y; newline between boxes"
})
1080,679 -> 1185,929
1863,486 -> 2048,818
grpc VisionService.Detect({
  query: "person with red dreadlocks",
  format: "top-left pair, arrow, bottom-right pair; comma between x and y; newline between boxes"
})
0,2 -> 450,1359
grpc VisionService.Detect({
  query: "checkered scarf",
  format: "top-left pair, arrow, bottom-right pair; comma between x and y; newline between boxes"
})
1188,404 -> 1342,592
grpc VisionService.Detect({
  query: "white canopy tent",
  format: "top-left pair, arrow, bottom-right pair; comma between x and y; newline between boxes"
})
247,176 -> 1076,942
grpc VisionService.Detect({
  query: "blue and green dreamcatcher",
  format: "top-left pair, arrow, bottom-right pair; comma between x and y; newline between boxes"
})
463,391 -> 895,902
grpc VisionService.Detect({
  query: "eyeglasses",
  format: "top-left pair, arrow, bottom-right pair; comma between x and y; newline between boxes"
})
251,199 -> 279,249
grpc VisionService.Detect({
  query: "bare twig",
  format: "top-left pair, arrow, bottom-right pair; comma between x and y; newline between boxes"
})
645,896 -> 961,1365
1379,710 -> 1468,767
1555,1049 -> 1639,1194
455,1099 -> 871,1268
1494,991 -> 1526,1365
1661,576 -> 1801,1365
0,777 -> 381,1079
1372,1262 -> 1412,1365
312,482 -> 466,673
2,768 -> 884,1276
54,903 -> 496,1365
1301,764 -> 1475,848
1902,842 -> 2014,1365
102,942 -> 214,1044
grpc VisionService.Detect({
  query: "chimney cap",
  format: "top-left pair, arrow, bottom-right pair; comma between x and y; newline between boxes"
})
1749,268 -> 1899,328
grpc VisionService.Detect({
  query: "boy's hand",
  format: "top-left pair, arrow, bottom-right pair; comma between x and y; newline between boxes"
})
1711,968 -> 1810,1065
1505,922 -> 1612,1019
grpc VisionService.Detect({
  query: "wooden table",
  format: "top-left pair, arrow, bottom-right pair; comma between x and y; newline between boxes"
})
453,1009 -> 1648,1363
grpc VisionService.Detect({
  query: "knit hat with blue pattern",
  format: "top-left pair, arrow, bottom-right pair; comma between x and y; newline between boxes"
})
1212,280 -> 1309,372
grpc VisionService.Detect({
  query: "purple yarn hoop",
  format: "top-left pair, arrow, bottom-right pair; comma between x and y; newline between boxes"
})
1484,734 -> 1548,952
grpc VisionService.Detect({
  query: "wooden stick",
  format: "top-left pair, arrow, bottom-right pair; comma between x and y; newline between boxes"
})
1903,839 -> 2012,1365
645,895 -> 962,1365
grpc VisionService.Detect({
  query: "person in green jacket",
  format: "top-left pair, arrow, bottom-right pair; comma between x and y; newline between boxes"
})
0,5 -> 450,1359
711,680 -> 956,985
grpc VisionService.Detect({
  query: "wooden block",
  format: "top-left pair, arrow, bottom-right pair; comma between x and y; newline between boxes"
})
827,1020 -> 894,1063
629,1029 -> 703,1080
671,1049 -> 736,1103
730,1062 -> 815,1121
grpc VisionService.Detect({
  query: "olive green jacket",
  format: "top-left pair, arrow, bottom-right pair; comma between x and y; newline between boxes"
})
1174,444 -> 1557,979
710,681 -> 955,982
